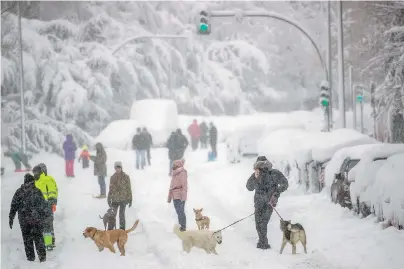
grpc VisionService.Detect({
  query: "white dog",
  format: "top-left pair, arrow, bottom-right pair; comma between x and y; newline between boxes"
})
173,224 -> 223,254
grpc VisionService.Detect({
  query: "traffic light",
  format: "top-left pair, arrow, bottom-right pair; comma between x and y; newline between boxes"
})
320,81 -> 330,107
198,10 -> 211,35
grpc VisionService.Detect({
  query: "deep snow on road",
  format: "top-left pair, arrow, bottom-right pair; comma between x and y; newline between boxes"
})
1,145 -> 403,269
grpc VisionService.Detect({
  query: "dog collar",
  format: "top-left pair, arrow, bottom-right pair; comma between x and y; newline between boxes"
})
195,217 -> 205,221
91,230 -> 99,239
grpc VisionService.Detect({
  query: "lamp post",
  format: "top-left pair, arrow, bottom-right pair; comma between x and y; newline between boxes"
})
17,1 -> 26,154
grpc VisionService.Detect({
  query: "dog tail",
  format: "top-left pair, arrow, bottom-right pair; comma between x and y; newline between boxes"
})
125,219 -> 140,233
173,224 -> 187,240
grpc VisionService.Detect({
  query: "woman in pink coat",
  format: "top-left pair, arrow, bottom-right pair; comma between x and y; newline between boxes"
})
167,159 -> 188,231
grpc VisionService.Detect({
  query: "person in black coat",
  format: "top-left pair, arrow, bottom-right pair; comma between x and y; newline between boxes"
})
166,129 -> 188,176
246,156 -> 289,249
9,173 -> 52,262
142,127 -> 153,166
199,121 -> 209,149
209,122 -> 218,157
132,128 -> 149,170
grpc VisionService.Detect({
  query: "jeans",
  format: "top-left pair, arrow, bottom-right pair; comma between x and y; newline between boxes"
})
173,199 -> 186,229
135,150 -> 146,170
98,176 -> 106,195
108,202 -> 127,230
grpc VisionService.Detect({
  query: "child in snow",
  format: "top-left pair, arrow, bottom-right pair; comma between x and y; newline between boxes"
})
167,159 -> 188,231
78,145 -> 90,169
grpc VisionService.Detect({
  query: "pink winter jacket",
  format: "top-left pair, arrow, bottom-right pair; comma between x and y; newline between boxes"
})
167,159 -> 188,202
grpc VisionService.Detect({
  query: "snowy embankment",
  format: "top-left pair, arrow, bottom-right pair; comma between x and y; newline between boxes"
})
2,146 -> 404,269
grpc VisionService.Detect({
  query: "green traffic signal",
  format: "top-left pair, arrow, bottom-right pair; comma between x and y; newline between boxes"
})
321,99 -> 329,107
200,23 -> 208,32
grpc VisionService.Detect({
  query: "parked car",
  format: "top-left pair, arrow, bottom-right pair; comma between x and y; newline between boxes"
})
330,157 -> 360,209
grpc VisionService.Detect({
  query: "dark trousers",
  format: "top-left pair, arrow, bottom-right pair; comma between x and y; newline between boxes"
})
20,223 -> 46,262
200,136 -> 208,148
254,205 -> 273,246
173,199 -> 186,229
98,176 -> 106,195
82,158 -> 89,169
43,215 -> 55,246
146,148 -> 151,165
210,142 -> 217,157
191,137 -> 199,150
108,203 -> 127,230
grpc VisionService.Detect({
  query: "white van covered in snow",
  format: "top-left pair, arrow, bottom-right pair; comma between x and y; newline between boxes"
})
130,99 -> 179,147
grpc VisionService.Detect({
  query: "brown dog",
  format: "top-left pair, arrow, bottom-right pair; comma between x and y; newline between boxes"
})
83,219 -> 140,256
193,208 -> 210,230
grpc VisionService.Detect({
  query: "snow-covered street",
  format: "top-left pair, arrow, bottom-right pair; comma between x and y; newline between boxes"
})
2,145 -> 404,269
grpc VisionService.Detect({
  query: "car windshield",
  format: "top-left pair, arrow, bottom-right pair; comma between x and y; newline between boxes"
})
346,159 -> 360,171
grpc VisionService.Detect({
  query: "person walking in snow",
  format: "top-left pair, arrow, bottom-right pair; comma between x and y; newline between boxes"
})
188,119 -> 201,151
3,149 -> 32,172
199,121 -> 209,149
107,161 -> 132,230
32,163 -> 58,250
142,127 -> 153,166
167,159 -> 188,232
209,122 -> 218,158
78,145 -> 90,169
9,173 -> 52,262
166,129 -> 188,176
246,156 -> 288,249
63,134 -> 77,177
90,143 -> 107,199
132,128 -> 149,170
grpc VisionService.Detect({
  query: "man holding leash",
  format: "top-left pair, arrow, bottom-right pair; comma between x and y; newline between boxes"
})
246,156 -> 288,249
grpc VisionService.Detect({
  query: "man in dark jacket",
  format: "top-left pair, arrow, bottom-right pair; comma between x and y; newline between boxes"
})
107,161 -> 132,230
246,156 -> 289,249
132,128 -> 149,170
209,122 -> 218,157
199,121 -> 209,149
9,173 -> 51,262
142,127 -> 153,166
166,129 -> 188,176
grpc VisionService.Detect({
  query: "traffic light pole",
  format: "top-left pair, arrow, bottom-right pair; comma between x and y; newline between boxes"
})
207,10 -> 329,82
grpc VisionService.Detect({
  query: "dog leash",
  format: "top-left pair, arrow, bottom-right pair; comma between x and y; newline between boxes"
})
269,203 -> 284,221
213,212 -> 255,234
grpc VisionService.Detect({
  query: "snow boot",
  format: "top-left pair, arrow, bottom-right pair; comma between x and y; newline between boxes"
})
256,242 -> 271,249
94,194 -> 106,199
179,227 -> 186,232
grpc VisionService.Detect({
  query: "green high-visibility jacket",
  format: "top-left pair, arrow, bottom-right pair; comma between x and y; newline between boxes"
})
35,173 -> 58,205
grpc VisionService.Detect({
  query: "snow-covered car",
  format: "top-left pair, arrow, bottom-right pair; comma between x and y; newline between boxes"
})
130,99 -> 178,147
349,144 -> 404,217
325,144 -> 380,209
225,123 -> 266,163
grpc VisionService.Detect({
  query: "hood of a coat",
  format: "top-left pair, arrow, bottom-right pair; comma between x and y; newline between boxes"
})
66,134 -> 73,142
173,159 -> 185,169
95,142 -> 104,152
254,160 -> 273,171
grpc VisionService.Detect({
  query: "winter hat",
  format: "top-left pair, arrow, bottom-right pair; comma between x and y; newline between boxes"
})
82,145 -> 88,150
114,161 -> 122,168
254,160 -> 273,170
173,159 -> 185,169
24,173 -> 35,184
38,163 -> 47,176
256,156 -> 267,162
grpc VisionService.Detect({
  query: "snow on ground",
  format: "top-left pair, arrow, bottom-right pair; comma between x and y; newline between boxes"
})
2,144 -> 404,269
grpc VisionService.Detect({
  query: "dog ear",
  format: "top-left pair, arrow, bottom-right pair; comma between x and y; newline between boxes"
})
200,208 -> 203,211
193,208 -> 196,212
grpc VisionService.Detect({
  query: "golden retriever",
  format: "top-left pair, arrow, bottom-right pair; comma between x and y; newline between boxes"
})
83,219 -> 139,256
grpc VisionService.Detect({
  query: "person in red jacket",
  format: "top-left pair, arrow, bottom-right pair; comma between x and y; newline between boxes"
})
187,119 -> 201,151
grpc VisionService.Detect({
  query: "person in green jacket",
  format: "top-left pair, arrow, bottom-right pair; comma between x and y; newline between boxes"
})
32,164 -> 58,251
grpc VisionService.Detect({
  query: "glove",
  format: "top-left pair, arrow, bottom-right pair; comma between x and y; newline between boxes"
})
107,200 -> 112,207
128,201 -> 132,208
52,204 -> 57,212
9,218 -> 13,229
167,197 -> 172,204
269,194 -> 278,207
